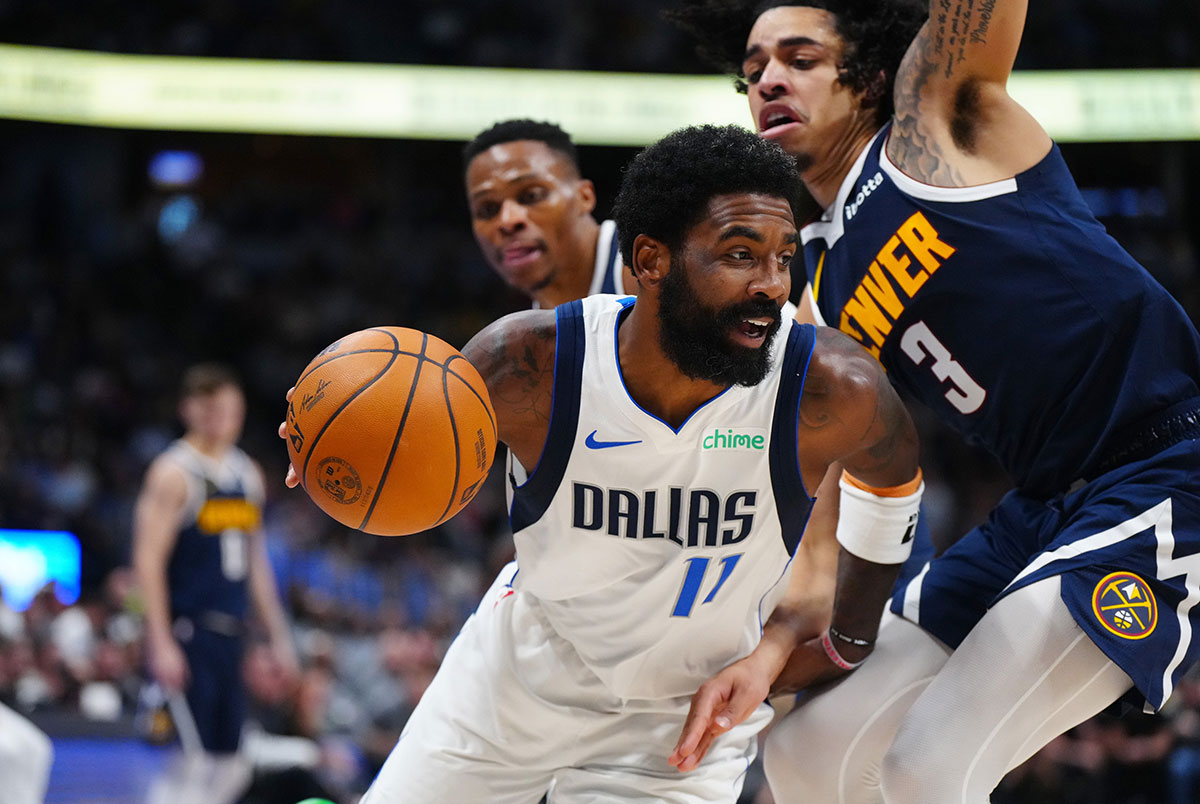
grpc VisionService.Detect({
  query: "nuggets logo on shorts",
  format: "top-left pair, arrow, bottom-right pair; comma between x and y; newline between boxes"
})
1091,571 -> 1157,640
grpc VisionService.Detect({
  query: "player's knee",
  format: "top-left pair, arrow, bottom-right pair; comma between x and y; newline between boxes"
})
761,714 -> 804,796
879,745 -> 915,804
762,704 -> 858,802
879,733 -> 937,804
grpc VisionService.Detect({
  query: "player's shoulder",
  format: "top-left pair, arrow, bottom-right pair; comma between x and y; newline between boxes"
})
139,448 -> 192,501
462,309 -> 557,390
802,327 -> 888,411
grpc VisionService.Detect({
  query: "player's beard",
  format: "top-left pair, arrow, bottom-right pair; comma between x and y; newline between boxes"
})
657,254 -> 782,387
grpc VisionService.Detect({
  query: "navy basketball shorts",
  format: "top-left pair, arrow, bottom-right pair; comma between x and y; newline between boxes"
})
179,627 -> 246,753
892,437 -> 1200,711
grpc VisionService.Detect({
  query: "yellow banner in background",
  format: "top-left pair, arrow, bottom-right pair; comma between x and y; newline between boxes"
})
0,44 -> 1197,144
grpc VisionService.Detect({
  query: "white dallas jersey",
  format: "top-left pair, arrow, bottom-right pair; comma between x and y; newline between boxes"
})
507,294 -> 817,700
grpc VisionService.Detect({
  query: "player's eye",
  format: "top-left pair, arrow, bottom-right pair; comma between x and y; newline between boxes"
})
519,186 -> 549,205
780,251 -> 794,267
791,58 -> 815,70
744,68 -> 763,85
473,201 -> 500,220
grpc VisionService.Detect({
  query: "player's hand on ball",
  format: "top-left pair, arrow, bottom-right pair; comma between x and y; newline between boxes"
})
278,387 -> 301,488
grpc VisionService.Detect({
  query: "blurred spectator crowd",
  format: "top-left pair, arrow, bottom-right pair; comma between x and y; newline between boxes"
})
0,2 -> 1199,802
1,0 -> 1197,71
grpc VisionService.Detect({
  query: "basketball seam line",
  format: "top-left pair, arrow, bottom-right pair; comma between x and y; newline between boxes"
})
300,331 -> 404,486
359,332 -> 429,532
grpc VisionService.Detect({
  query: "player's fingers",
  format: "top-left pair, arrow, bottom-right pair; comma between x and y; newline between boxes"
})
670,685 -> 721,766
285,386 -> 295,402
679,728 -> 720,772
277,420 -> 287,439
285,464 -> 300,488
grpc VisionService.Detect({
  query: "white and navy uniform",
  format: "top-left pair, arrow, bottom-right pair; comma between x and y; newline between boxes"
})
588,219 -> 627,296
364,295 -> 818,803
161,440 -> 263,752
801,124 -> 1200,711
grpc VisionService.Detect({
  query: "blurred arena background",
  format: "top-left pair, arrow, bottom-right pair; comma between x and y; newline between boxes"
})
1,2 -> 1199,802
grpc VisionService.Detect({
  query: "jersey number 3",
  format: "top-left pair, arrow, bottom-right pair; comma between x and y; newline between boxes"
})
900,321 -> 986,414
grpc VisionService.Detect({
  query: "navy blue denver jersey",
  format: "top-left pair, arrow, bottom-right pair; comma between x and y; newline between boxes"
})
162,440 -> 263,620
803,125 -> 1200,497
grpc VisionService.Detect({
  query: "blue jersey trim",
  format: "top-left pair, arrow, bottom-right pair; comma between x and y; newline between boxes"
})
770,324 -> 817,555
599,226 -> 622,294
613,300 -> 733,435
509,300 -> 586,533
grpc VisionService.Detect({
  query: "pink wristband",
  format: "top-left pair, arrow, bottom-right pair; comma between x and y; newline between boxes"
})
820,629 -> 864,671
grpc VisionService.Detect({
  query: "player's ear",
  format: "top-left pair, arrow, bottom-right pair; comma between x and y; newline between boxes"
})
631,234 -> 668,288
860,68 -> 886,109
576,179 -> 597,214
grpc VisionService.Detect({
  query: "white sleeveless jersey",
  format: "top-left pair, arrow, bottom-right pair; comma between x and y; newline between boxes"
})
507,294 -> 817,700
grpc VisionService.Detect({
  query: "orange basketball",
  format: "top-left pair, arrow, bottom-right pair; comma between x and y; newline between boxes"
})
284,327 -> 497,536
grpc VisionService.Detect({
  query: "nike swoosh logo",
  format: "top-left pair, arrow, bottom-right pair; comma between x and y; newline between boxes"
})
585,430 -> 643,449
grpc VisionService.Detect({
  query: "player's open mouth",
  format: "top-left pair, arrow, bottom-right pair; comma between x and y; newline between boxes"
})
501,243 -> 544,268
732,317 -> 774,347
759,105 -> 802,139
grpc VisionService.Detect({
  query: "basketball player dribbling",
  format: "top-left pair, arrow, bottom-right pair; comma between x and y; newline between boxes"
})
282,124 -> 927,803
667,3 -> 1200,802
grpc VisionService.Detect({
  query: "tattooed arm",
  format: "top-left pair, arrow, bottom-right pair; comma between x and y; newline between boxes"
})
890,0 -> 1051,185
461,309 -> 558,470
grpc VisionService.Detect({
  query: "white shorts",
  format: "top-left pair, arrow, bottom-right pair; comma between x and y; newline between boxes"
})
363,563 -> 771,804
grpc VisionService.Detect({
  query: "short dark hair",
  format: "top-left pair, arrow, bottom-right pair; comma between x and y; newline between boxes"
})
612,124 -> 805,267
180,362 -> 241,398
462,118 -> 581,175
666,0 -> 927,127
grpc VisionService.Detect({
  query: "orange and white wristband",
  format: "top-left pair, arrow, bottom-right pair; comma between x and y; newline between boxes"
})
836,469 -> 924,565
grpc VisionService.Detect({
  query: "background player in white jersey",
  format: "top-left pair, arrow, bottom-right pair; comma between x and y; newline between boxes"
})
285,124 -> 924,803
464,118 -> 634,308
134,363 -> 298,804
668,2 -> 1200,802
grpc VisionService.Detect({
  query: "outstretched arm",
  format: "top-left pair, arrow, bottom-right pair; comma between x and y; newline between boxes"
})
890,0 -> 1050,185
